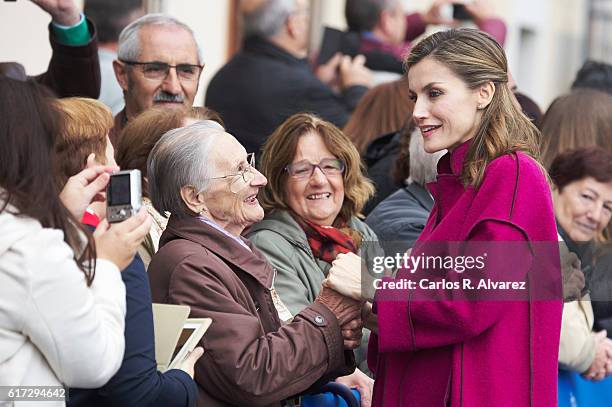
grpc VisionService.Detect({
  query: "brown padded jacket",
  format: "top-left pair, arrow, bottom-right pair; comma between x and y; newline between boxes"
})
148,215 -> 355,407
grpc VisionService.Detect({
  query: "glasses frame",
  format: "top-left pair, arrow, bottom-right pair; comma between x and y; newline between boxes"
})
119,59 -> 204,81
207,153 -> 256,193
284,158 -> 346,179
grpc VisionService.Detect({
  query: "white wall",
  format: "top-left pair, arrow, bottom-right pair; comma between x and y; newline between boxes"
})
0,1 -> 57,76
159,0 -> 231,105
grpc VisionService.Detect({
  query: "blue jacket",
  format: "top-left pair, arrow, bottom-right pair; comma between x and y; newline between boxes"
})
68,252 -> 197,407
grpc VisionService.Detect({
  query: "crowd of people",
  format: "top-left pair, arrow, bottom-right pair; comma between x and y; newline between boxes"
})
1,0 -> 612,406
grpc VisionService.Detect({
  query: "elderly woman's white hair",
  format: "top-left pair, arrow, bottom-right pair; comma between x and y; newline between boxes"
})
147,120 -> 224,217
118,13 -> 203,64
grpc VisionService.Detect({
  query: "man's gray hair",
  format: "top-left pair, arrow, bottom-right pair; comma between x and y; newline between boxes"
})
243,0 -> 296,39
147,120 -> 224,217
118,13 -> 202,64
408,129 -> 446,186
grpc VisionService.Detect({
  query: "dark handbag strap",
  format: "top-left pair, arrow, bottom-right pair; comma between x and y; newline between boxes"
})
318,382 -> 360,407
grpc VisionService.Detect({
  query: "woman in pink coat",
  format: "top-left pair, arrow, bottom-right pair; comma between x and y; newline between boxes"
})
325,29 -> 562,406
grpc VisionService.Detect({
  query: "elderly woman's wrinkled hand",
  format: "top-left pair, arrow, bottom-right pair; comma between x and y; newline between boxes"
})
315,286 -> 362,327
323,252 -> 365,301
340,318 -> 363,349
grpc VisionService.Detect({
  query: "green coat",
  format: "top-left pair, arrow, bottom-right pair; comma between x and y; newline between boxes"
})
247,209 -> 382,372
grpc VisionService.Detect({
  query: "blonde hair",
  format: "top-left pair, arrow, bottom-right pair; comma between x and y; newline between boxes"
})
406,29 -> 542,187
54,98 -> 114,187
259,113 -> 375,220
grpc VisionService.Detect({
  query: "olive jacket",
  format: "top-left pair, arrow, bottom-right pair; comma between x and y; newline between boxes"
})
247,209 -> 382,372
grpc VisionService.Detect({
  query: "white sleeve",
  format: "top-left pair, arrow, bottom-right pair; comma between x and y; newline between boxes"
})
558,301 -> 596,373
18,229 -> 126,388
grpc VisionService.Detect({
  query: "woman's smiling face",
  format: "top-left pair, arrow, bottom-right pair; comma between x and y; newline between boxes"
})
554,177 -> 612,242
284,132 -> 345,226
408,57 -> 484,153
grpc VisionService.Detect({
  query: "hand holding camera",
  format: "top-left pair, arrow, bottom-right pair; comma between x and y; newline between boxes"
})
59,163 -> 117,220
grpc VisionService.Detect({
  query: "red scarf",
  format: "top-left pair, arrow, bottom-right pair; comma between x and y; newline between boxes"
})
293,215 -> 360,263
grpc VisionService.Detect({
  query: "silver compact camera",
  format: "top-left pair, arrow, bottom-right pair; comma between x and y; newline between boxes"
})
106,169 -> 142,223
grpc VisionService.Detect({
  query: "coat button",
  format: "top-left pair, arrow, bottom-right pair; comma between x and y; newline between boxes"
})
314,315 -> 325,325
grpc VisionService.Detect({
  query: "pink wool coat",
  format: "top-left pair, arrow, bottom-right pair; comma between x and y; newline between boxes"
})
369,141 -> 562,406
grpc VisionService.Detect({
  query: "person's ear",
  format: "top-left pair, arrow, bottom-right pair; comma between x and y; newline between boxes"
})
180,185 -> 206,215
476,81 -> 495,110
113,60 -> 129,92
286,13 -> 302,39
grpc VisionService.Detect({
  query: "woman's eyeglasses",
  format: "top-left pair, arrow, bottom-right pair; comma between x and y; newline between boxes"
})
208,153 -> 256,193
284,158 -> 345,179
120,60 -> 204,82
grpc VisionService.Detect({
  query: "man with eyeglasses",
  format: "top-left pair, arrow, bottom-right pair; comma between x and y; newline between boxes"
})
110,14 -> 203,146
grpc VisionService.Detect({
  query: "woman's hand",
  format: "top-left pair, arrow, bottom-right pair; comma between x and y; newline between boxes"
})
94,208 -> 151,271
583,330 -> 610,381
30,0 -> 81,26
361,302 -> 378,335
324,252 -> 367,301
178,347 -> 205,379
315,286 -> 362,327
59,162 -> 118,220
341,318 -> 363,350
335,368 -> 373,407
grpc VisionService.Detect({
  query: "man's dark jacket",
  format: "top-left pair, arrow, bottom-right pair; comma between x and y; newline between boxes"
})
0,18 -> 101,99
205,37 -> 368,154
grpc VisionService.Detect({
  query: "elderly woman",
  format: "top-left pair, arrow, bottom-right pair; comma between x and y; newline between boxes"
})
147,121 -> 362,407
246,113 -> 378,403
52,98 -> 201,407
116,106 -> 223,267
551,148 -> 612,406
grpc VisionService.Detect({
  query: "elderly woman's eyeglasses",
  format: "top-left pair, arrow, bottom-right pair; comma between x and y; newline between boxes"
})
208,153 -> 256,193
284,158 -> 345,179
119,60 -> 204,81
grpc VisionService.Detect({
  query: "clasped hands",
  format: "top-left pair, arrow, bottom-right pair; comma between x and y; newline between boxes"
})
315,252 -> 374,349
583,330 -> 612,381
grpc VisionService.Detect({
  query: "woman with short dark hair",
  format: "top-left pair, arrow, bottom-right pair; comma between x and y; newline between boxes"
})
550,147 -> 612,406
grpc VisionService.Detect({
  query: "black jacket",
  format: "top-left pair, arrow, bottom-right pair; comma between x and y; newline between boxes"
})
362,131 -> 402,215
0,18 -> 101,99
205,37 -> 368,154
